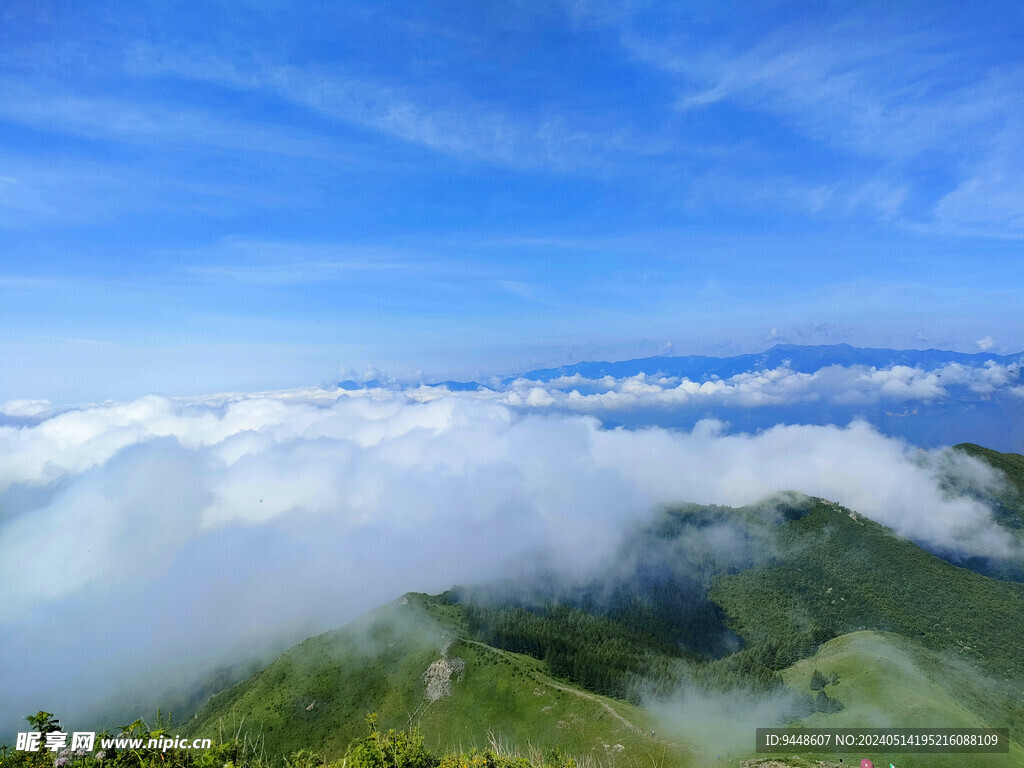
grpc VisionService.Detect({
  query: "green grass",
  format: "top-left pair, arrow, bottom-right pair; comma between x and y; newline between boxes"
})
188,596 -> 448,758
776,630 -> 1024,768
415,640 -> 681,762
188,595 -> 689,767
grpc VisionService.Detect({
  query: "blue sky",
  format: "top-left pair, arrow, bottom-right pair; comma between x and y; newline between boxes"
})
2,0 -> 1023,401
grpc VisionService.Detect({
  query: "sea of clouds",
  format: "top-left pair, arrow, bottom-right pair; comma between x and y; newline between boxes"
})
501,359 -> 1024,409
0,366 -> 1020,735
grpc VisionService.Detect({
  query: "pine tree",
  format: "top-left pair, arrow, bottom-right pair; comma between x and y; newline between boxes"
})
813,690 -> 845,714
810,669 -> 826,690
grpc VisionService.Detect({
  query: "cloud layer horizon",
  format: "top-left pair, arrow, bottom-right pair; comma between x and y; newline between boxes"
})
1,368 -> 1019,735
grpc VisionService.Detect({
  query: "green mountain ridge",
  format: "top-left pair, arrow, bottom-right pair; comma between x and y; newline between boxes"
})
181,444 -> 1024,765
955,442 -> 1024,533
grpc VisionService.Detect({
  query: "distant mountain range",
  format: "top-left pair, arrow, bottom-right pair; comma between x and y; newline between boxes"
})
506,343 -> 1024,384
364,344 -> 1023,453
337,343 -> 1024,391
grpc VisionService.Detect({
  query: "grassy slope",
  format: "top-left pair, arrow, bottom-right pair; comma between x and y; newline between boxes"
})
777,630 -> 1024,768
188,595 -> 689,767
188,596 -> 447,756
417,639 -> 686,763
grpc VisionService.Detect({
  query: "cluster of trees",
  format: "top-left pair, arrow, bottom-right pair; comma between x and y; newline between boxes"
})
813,691 -> 844,714
443,595 -> 809,704
451,600 -> 686,702
806,670 -> 844,713
809,669 -> 839,690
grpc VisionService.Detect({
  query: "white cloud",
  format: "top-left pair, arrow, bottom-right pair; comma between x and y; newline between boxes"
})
977,336 -> 995,351
492,361 -> 1023,412
0,399 -> 60,418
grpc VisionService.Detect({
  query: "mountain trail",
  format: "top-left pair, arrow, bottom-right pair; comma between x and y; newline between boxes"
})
460,638 -> 641,734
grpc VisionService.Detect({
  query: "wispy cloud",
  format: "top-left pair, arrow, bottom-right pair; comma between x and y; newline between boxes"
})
615,12 -> 1024,234
124,44 -> 636,173
7,4 -> 1021,232
0,80 -> 360,163
183,240 -> 420,284
0,150 -> 317,227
